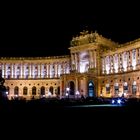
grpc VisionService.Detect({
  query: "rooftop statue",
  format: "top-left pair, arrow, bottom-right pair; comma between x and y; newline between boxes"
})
70,30 -> 97,47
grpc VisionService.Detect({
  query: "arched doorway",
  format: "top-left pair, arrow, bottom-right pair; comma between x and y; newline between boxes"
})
41,86 -> 45,95
23,87 -> 28,95
14,86 -> 19,95
32,86 -> 36,95
69,81 -> 75,95
88,81 -> 95,97
123,82 -> 128,93
57,86 -> 60,95
49,86 -> 53,95
114,83 -> 119,95
132,81 -> 137,95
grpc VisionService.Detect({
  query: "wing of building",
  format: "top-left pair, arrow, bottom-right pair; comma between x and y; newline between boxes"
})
0,31 -> 140,100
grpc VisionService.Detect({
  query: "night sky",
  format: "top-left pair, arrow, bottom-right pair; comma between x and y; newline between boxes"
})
1,2 -> 140,57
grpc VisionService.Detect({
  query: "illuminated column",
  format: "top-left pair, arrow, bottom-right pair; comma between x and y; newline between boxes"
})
74,53 -> 78,71
29,63 -> 32,78
56,63 -> 58,77
89,50 -> 93,68
20,63 -> 22,78
94,50 -> 96,68
40,63 -> 41,78
46,64 -> 49,78
102,57 -> 106,74
75,78 -> 78,93
119,53 -> 123,72
55,63 -> 57,77
12,64 -> 15,78
136,48 -> 139,69
60,79 -> 63,97
109,56 -> 112,73
130,50 -> 133,70
22,63 -> 24,78
14,64 -> 17,79
4,63 -> 7,78
48,63 -> 50,78
10,64 -> 13,78
112,55 -> 115,73
63,62 -> 66,74
76,53 -> 80,72
71,53 -> 75,70
118,53 -> 120,72
38,63 -> 41,78
127,51 -> 130,71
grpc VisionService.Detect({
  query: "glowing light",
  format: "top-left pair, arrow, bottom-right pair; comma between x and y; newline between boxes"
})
117,99 -> 121,104
66,93 -> 68,96
66,87 -> 70,91
112,99 -> 115,104
76,91 -> 80,95
6,91 -> 8,95
48,91 -> 52,96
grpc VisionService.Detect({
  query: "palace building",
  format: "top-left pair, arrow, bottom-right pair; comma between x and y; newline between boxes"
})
0,31 -> 140,99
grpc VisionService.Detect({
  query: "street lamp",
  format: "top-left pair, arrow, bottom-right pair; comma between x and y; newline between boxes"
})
66,87 -> 70,98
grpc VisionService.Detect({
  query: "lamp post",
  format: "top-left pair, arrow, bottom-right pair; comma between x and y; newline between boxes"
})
66,87 -> 70,98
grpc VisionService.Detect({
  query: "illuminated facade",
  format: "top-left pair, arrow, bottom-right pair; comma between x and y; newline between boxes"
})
0,31 -> 140,99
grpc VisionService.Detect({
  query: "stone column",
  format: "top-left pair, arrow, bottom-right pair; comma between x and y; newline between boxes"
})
101,57 -> 104,74
89,50 -> 92,68
71,53 -> 74,70
40,63 -> 42,78
94,50 -> 96,68
38,63 -> 41,78
13,64 -> 15,78
74,53 -> 77,71
55,63 -> 57,77
29,63 -> 32,78
20,63 -> 22,78
48,63 -> 50,78
46,64 -> 49,78
75,77 -> 78,94
4,63 -> 7,78
136,48 -> 139,69
22,63 -> 24,78
10,63 -> 13,78
130,50 -> 133,70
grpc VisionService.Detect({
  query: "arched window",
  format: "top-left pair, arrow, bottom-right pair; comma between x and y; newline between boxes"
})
114,83 -> 119,95
88,81 -> 95,97
41,86 -> 45,95
49,86 -> 53,95
132,81 -> 137,95
14,86 -> 19,95
23,87 -> 28,95
32,86 -> 36,95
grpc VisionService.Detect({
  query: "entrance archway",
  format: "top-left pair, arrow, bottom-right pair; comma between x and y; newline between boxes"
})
69,81 -> 75,95
88,81 -> 95,97
132,81 -> 137,95
14,86 -> 19,95
49,86 -> 53,95
41,86 -> 45,95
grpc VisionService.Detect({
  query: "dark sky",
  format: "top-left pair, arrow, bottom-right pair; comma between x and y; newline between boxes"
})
1,2 -> 140,57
